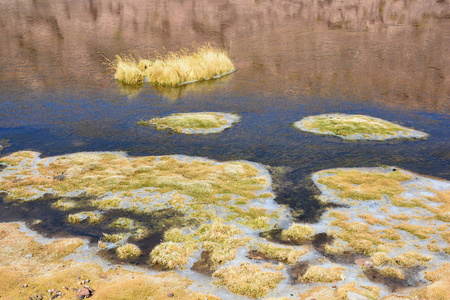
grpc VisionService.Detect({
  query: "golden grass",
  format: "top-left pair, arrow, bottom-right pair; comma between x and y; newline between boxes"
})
116,243 -> 142,260
280,223 -> 315,244
150,241 -> 197,269
113,45 -> 235,86
253,243 -> 308,265
394,223 -> 436,239
0,223 -> 215,300
212,263 -> 285,298
298,265 -> 345,283
317,169 -> 411,201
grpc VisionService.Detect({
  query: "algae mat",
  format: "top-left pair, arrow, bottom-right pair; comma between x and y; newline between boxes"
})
0,151 -> 449,299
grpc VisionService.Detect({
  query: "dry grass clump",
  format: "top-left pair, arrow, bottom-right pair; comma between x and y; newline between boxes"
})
113,45 -> 235,86
150,241 -> 196,269
113,54 -> 147,85
196,222 -> 249,265
298,265 -> 346,283
317,169 -> 411,201
212,263 -> 285,298
253,243 -> 308,265
116,243 -> 142,260
163,228 -> 190,243
280,223 -> 315,244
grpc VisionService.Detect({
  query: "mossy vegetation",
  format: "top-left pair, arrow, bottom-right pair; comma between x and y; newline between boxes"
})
112,44 -> 235,86
294,114 -> 428,140
138,112 -> 239,134
212,263 -> 285,298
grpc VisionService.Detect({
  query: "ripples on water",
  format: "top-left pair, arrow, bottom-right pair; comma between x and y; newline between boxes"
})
0,0 -> 449,217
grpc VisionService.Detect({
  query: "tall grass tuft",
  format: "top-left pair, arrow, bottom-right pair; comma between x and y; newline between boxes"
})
112,45 -> 235,86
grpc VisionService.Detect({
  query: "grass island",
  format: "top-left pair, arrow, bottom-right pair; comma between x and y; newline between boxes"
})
112,45 -> 235,86
137,112 -> 240,134
293,114 -> 429,140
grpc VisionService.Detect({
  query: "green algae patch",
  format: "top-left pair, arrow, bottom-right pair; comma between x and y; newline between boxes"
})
212,263 -> 285,298
138,112 -> 240,134
113,44 -> 235,86
293,114 -> 428,140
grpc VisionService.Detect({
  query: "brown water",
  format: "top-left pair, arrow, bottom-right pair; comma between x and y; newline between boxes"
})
1,0 -> 449,111
0,0 -> 449,214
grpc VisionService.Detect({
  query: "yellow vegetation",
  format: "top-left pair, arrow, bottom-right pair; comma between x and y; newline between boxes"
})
0,223 -> 213,300
253,243 -> 308,265
113,45 -> 235,86
212,263 -> 285,298
116,243 -> 142,260
298,265 -> 346,283
317,169 -> 411,201
150,241 -> 197,269
280,223 -> 315,244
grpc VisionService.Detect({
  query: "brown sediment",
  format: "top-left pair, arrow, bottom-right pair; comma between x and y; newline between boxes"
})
191,250 -> 217,276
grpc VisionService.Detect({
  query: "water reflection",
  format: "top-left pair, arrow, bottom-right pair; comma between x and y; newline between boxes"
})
0,0 -> 448,110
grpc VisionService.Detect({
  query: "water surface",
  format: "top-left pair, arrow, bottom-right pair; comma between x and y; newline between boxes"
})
0,0 -> 449,218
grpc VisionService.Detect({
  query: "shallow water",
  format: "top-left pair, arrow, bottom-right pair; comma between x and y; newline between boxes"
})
0,0 -> 449,215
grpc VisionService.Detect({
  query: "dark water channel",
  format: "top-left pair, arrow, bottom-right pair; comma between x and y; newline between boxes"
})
0,0 -> 449,231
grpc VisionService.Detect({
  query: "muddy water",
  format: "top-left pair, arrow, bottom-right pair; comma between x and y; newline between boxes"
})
0,0 -> 449,220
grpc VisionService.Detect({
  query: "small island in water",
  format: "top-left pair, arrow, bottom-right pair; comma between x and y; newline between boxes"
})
137,112 -> 240,134
293,114 -> 429,140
